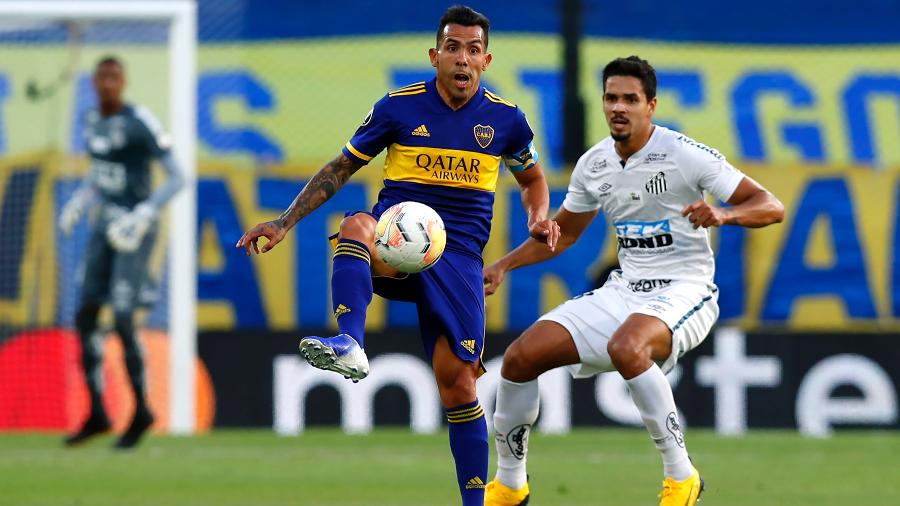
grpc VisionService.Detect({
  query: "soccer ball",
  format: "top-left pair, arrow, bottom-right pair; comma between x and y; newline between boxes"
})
374,201 -> 446,273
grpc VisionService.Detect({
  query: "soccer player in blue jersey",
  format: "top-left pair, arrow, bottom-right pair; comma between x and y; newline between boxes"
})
237,5 -> 558,504
60,57 -> 184,449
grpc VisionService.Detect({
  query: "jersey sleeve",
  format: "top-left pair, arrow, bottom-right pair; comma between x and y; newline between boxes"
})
80,110 -> 94,152
133,105 -> 172,158
501,107 -> 539,172
342,95 -> 395,165
679,141 -> 745,202
561,152 -> 602,213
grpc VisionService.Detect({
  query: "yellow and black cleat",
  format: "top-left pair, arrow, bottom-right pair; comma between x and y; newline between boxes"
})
659,467 -> 704,506
484,479 -> 529,506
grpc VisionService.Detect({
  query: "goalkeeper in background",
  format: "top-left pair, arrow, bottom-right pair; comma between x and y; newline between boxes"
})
59,56 -> 184,449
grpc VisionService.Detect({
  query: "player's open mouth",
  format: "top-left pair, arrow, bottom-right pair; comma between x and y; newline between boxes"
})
454,73 -> 470,89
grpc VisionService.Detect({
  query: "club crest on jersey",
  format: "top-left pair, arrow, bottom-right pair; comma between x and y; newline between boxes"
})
473,124 -> 494,148
645,171 -> 667,195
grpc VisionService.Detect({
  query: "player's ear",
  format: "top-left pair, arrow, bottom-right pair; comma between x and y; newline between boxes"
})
482,52 -> 492,71
647,96 -> 657,115
429,47 -> 438,68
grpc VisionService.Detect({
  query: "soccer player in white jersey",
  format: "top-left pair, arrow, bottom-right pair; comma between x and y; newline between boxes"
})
482,56 -> 784,506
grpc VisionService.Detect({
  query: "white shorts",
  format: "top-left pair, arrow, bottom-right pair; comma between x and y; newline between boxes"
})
539,271 -> 719,378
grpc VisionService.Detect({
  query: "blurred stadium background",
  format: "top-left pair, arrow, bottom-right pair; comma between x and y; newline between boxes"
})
0,0 -> 899,504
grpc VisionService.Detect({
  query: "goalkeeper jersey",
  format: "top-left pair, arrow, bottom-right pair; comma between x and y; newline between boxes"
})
342,78 -> 539,259
83,104 -> 171,208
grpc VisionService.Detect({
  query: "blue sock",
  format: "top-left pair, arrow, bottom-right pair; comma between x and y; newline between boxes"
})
331,238 -> 372,348
446,400 -> 488,506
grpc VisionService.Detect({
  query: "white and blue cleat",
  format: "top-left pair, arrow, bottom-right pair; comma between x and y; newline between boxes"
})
299,333 -> 370,382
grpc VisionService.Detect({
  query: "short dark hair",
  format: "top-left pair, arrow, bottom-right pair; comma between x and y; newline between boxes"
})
436,5 -> 490,49
602,56 -> 657,100
95,55 -> 124,72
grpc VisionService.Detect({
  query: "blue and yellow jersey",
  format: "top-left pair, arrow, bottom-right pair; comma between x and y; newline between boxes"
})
342,78 -> 539,259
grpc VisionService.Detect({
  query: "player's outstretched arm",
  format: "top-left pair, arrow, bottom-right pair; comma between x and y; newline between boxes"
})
484,206 -> 597,295
236,153 -> 363,256
681,176 -> 784,229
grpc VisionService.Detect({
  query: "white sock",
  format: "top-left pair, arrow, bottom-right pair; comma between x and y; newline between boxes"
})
625,364 -> 693,481
492,377 -> 540,489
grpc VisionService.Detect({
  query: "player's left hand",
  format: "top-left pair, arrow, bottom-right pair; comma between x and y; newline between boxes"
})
529,218 -> 560,251
106,202 -> 156,253
681,199 -> 730,229
236,219 -> 288,256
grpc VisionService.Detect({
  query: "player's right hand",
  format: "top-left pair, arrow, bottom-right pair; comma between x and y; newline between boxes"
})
483,262 -> 507,296
59,198 -> 85,236
236,220 -> 287,256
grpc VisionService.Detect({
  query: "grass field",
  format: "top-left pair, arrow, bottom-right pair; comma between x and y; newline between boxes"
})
1,428 -> 898,505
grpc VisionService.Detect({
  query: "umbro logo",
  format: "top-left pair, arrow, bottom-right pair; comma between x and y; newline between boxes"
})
412,124 -> 431,137
334,304 -> 351,318
465,476 -> 486,489
460,339 -> 476,354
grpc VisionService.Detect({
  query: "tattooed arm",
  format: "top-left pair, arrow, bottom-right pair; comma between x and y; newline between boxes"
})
236,153 -> 363,255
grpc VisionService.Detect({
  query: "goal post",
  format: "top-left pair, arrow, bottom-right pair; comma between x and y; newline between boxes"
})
0,0 -> 197,434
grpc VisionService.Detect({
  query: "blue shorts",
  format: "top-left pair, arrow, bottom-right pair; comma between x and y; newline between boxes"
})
334,211 -> 486,369
373,249 -> 485,368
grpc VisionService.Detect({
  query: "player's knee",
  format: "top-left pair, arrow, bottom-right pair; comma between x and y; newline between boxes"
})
435,369 -> 477,407
75,304 -> 100,326
607,333 -> 650,368
501,340 -> 539,382
113,310 -> 135,331
338,214 -> 375,243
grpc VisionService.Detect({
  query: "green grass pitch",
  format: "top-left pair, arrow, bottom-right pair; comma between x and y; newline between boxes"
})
1,428 -> 898,505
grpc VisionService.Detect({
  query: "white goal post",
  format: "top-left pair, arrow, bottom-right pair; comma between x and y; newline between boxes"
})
0,0 -> 198,434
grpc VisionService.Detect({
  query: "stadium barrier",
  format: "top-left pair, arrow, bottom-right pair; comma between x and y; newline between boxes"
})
197,327 -> 900,436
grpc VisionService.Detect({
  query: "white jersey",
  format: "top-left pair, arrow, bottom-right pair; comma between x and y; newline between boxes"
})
562,125 -> 744,285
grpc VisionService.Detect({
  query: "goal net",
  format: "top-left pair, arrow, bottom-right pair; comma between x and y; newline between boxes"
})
0,1 -> 199,434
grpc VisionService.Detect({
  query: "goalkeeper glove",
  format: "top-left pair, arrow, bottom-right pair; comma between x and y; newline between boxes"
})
106,202 -> 156,253
59,193 -> 89,236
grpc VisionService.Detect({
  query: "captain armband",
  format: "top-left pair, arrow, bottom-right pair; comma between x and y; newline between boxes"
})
502,141 -> 539,172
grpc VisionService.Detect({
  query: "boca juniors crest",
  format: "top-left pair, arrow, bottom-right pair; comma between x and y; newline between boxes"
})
474,124 -> 494,149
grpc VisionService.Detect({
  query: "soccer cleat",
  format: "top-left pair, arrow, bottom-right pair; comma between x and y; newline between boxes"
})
114,408 -> 155,450
299,333 -> 369,382
484,479 -> 530,506
64,413 -> 111,447
659,467 -> 704,506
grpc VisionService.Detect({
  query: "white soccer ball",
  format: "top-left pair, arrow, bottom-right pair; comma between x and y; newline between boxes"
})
374,201 -> 446,273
